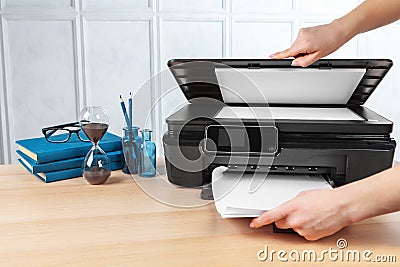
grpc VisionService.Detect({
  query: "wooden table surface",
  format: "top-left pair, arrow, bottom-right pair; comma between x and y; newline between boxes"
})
1,163 -> 399,266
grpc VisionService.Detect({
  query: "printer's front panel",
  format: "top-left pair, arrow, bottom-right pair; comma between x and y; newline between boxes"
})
163,122 -> 396,187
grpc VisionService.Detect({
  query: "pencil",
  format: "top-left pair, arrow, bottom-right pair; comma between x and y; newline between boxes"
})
119,95 -> 131,128
129,92 -> 133,129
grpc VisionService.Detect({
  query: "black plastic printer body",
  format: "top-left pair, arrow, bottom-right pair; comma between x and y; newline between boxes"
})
163,59 -> 396,189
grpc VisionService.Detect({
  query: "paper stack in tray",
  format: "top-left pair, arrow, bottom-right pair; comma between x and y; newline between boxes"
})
16,132 -> 123,183
212,167 -> 332,218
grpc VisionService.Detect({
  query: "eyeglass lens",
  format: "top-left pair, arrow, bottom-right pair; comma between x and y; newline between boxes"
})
45,126 -> 90,143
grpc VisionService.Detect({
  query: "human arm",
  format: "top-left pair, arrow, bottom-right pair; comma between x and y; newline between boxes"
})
249,165 -> 400,241
271,0 -> 400,66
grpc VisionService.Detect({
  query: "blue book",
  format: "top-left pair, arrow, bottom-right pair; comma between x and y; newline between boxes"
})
17,150 -> 123,173
18,158 -> 123,183
15,132 -> 122,164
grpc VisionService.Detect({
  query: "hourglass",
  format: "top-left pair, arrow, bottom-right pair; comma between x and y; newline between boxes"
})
80,106 -> 111,185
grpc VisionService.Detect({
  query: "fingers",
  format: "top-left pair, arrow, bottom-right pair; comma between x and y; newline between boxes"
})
270,26 -> 325,66
250,211 -> 322,241
271,48 -> 321,67
249,207 -> 286,228
270,48 -> 294,59
274,218 -> 291,229
291,52 -> 321,67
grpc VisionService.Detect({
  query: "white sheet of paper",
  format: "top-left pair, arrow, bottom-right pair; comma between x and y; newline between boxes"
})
215,106 -> 364,121
212,166 -> 332,218
215,68 -> 366,105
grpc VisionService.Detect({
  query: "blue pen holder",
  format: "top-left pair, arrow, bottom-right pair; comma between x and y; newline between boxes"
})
122,126 -> 142,174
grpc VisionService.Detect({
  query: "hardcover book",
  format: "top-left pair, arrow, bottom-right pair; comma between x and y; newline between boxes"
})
17,150 -> 123,174
18,158 -> 123,183
16,132 -> 122,164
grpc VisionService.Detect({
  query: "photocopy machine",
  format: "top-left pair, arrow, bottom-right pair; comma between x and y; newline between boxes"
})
162,59 -> 396,200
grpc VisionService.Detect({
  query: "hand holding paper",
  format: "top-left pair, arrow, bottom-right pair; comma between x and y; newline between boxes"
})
250,188 -> 350,241
251,165 -> 400,241
212,167 -> 332,218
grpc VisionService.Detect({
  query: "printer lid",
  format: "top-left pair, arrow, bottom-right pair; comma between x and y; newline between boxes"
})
168,59 -> 392,106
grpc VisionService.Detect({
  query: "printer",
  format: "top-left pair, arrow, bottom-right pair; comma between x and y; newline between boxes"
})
162,59 -> 396,195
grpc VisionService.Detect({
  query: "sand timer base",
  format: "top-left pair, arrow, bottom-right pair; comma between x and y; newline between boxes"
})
83,146 -> 111,185
83,166 -> 111,185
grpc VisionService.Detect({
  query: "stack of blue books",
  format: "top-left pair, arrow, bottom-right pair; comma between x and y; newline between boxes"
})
16,132 -> 123,183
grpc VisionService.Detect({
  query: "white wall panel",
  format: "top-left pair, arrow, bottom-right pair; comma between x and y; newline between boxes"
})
4,0 -> 73,8
232,21 -> 292,57
84,20 -> 152,135
232,0 -> 293,13
159,0 -> 224,12
6,20 -> 77,163
0,21 -> 7,164
160,20 -> 224,67
84,0 -> 150,9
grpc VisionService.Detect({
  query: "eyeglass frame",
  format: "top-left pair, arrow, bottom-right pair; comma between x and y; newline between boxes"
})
42,121 -> 91,143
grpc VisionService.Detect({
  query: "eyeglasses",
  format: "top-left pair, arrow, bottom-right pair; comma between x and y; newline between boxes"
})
42,122 -> 91,143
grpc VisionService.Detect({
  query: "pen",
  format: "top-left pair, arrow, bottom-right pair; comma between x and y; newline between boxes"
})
129,92 -> 133,129
119,95 -> 131,128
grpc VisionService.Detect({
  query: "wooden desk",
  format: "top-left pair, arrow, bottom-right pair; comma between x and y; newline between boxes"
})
1,164 -> 399,266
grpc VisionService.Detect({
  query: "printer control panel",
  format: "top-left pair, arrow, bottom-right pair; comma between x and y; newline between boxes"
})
204,125 -> 278,155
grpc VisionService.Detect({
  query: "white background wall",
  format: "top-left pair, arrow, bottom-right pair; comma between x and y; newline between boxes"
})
0,0 -> 399,164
